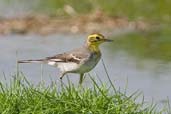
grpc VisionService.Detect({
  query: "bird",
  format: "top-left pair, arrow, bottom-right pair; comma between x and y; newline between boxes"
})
18,33 -> 113,84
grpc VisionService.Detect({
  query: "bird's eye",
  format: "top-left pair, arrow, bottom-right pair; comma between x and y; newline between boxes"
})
96,36 -> 100,40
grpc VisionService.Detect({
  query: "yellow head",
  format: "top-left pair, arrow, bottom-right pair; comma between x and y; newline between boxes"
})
86,33 -> 113,52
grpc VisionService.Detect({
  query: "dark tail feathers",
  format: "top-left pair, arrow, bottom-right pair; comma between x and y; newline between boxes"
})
17,59 -> 45,63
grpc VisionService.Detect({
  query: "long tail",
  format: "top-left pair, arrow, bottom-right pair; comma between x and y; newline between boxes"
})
17,59 -> 46,64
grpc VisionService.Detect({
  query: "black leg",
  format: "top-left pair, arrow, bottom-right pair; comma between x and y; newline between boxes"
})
59,72 -> 66,88
79,73 -> 84,85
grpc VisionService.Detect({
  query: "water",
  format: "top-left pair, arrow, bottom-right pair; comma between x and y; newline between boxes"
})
0,34 -> 171,104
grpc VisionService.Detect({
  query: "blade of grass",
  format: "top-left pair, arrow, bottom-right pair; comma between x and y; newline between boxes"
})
89,74 -> 109,100
101,58 -> 117,93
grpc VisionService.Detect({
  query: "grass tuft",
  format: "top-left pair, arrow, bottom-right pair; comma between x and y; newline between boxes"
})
0,71 -> 169,114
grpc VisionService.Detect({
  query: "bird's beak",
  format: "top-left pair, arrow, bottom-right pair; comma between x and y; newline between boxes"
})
104,38 -> 113,42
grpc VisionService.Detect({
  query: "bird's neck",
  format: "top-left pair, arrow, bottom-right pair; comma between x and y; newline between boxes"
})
86,43 -> 100,52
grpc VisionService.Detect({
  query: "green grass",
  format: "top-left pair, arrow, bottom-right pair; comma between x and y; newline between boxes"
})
0,64 -> 169,114
35,0 -> 171,24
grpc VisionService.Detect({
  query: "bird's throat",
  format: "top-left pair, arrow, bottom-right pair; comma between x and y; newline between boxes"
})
87,44 -> 100,52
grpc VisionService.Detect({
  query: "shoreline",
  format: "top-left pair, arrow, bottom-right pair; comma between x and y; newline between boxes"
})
0,12 -> 149,36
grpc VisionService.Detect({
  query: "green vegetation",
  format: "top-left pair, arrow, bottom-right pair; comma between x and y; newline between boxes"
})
0,67 -> 169,114
37,0 -> 171,23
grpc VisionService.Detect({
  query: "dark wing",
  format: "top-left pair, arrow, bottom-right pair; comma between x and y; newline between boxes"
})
45,47 -> 90,64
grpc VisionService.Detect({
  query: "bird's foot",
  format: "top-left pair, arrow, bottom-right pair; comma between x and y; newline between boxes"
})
59,72 -> 67,80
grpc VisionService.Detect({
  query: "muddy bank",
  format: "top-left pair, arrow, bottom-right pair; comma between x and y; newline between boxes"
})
0,11 -> 149,35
